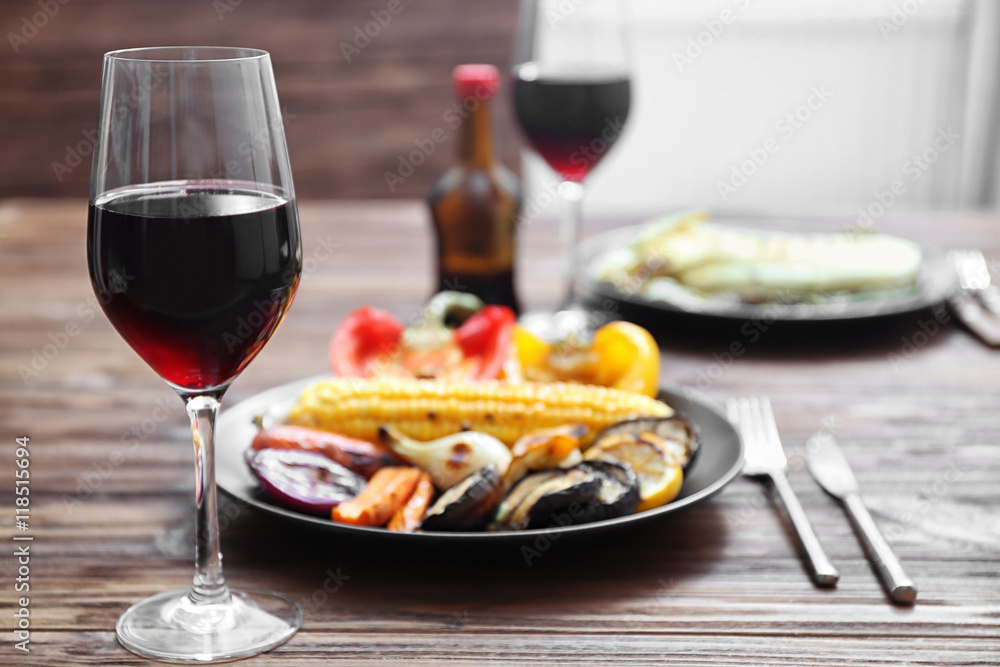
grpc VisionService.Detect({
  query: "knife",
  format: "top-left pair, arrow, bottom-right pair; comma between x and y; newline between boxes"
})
805,433 -> 917,605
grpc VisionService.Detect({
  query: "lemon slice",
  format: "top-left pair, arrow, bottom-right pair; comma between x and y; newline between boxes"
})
584,433 -> 683,512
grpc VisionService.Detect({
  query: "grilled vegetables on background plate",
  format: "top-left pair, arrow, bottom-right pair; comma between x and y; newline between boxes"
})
595,210 -> 922,304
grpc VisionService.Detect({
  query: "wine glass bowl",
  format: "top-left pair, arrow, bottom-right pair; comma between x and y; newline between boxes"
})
87,47 -> 302,662
512,62 -> 631,184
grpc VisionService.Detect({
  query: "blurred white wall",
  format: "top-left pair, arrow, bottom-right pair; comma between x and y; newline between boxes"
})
522,0 -> 1000,218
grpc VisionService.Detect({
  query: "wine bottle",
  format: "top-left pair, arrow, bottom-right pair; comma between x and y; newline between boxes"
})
427,64 -> 522,313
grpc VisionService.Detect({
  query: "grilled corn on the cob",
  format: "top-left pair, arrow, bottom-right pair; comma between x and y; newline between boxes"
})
288,378 -> 672,446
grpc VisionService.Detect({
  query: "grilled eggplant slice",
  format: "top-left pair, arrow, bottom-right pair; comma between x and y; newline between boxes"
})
592,414 -> 700,469
420,462 -> 504,531
492,470 -> 561,528
495,467 -> 601,530
575,460 -> 640,524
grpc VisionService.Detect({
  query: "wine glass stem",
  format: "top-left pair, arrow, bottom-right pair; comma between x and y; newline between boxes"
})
185,394 -> 231,605
559,180 -> 585,306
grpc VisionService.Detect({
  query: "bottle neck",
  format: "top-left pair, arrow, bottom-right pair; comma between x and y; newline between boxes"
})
458,99 -> 495,169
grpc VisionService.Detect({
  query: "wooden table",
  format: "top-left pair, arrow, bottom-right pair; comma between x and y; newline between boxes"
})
2,199 -> 998,666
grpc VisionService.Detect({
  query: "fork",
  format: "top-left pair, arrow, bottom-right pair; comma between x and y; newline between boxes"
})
727,397 -> 840,587
951,249 -> 1000,316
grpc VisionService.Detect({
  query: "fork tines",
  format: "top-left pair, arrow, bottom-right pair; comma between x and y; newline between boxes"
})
950,249 -> 991,291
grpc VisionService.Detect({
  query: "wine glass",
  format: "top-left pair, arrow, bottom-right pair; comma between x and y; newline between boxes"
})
512,0 -> 631,337
87,47 -> 303,662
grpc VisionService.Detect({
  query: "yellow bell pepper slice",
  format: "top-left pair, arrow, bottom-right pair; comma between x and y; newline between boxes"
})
514,321 -> 660,397
590,321 -> 661,396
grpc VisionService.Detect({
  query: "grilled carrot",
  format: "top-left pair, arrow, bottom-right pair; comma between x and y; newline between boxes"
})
387,472 -> 435,532
331,466 -> 422,526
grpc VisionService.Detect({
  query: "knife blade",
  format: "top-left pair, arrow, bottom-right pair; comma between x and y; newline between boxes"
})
806,433 -> 917,605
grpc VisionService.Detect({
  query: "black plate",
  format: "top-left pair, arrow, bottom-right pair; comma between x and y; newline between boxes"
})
574,222 -> 957,322
216,376 -> 744,542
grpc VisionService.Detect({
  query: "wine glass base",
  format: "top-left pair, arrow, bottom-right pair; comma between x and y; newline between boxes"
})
518,307 -> 597,342
116,588 -> 302,663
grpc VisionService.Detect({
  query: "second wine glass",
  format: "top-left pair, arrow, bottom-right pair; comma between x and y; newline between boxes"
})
512,0 -> 631,325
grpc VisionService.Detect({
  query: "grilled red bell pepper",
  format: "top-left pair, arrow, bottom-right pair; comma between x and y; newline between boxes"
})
329,297 -> 516,381
329,306 -> 404,378
453,305 -> 516,381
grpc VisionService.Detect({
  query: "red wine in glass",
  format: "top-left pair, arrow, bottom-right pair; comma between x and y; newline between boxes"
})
88,182 -> 301,393
513,66 -> 631,183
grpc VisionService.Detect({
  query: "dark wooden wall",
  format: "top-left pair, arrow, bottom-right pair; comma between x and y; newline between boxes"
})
0,0 -> 523,199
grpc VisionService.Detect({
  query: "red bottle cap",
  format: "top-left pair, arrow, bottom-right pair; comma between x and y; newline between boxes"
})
453,64 -> 500,101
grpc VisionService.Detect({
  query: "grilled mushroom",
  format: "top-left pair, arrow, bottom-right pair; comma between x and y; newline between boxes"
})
420,462 -> 504,531
592,414 -> 700,469
575,460 -> 641,524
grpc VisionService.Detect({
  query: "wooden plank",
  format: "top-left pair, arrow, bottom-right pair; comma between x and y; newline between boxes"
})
0,0 -> 522,199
